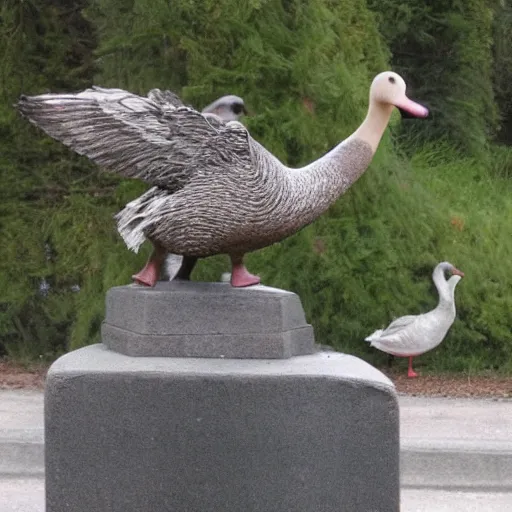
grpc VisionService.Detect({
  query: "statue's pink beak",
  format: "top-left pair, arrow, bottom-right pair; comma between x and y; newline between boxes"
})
394,96 -> 429,118
452,267 -> 465,277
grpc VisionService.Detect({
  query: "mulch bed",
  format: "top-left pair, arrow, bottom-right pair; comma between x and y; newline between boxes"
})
382,369 -> 512,398
0,360 -> 48,390
1,358 -> 511,398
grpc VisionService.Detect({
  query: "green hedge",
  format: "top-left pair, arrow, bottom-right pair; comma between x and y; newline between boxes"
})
1,0 -> 511,373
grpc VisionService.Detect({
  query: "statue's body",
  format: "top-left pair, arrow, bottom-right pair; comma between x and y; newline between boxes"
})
17,72 -> 428,286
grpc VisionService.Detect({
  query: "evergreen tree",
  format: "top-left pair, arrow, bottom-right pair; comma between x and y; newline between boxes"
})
0,0 -> 108,357
368,0 -> 498,156
492,0 -> 512,144
1,0 -> 511,373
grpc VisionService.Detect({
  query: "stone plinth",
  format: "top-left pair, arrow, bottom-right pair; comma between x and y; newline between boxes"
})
101,281 -> 315,359
45,345 -> 399,512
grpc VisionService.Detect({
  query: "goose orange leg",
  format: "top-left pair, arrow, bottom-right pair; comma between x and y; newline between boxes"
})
132,244 -> 166,287
230,254 -> 260,287
407,356 -> 418,379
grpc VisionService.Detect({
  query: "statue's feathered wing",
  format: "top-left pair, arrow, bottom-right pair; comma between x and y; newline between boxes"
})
16,87 -> 253,194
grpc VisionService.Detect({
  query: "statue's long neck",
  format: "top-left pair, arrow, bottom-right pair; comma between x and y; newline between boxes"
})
284,100 -> 393,226
348,101 -> 394,153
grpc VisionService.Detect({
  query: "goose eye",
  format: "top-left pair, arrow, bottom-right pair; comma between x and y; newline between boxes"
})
388,76 -> 396,84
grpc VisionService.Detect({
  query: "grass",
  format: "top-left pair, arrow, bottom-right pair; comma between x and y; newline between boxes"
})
3,136 -> 512,375
227,141 -> 512,375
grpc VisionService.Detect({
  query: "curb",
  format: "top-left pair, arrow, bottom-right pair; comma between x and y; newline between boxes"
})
3,434 -> 512,490
0,430 -> 44,477
2,392 -> 512,490
401,441 -> 512,490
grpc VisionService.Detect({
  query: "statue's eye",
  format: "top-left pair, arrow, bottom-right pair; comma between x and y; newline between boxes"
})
388,76 -> 396,84
232,104 -> 243,115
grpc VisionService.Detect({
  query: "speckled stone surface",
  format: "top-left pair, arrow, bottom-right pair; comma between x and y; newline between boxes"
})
101,281 -> 316,358
45,345 -> 399,512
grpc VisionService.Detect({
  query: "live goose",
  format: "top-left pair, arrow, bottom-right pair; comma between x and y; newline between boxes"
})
365,261 -> 464,378
17,72 -> 428,287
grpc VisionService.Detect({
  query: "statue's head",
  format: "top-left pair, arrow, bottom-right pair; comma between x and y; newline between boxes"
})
202,95 -> 247,122
370,71 -> 429,118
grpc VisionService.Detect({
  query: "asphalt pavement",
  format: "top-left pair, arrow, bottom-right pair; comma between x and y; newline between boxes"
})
1,390 -> 511,511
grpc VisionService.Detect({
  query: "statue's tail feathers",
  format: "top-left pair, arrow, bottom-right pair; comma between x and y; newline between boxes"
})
163,254 -> 184,280
115,186 -> 168,252
220,272 -> 231,283
115,207 -> 150,253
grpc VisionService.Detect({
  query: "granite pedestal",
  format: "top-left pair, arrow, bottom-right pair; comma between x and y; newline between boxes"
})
45,282 -> 399,512
101,281 -> 315,358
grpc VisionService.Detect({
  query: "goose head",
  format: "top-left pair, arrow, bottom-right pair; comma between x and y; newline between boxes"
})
370,72 -> 429,119
202,95 -> 247,122
434,261 -> 465,292
436,261 -> 465,278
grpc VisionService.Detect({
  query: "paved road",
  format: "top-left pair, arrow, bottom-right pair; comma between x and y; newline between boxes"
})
2,390 -> 512,510
1,479 -> 512,512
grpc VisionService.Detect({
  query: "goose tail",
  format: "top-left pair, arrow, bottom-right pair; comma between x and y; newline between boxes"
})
365,329 -> 383,343
115,187 -> 168,253
220,272 -> 231,283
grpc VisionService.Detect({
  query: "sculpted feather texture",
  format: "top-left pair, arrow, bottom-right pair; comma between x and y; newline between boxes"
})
116,138 -> 373,257
16,72 -> 428,287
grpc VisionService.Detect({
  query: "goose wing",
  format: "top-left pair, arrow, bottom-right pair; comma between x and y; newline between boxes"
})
147,88 -> 185,109
16,87 -> 252,193
379,315 -> 418,337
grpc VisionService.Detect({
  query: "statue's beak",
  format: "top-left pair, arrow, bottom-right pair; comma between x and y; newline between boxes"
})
395,96 -> 429,118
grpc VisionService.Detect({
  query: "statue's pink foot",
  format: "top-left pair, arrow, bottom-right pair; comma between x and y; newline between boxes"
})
230,264 -> 260,287
132,263 -> 159,287
132,247 -> 164,287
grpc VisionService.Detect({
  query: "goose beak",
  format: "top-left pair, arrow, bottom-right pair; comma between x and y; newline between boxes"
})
451,267 -> 465,277
394,97 -> 429,118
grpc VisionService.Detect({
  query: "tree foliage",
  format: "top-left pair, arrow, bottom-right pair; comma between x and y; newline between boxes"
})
492,0 -> 512,144
0,0 -> 114,357
369,0 -> 498,156
1,0 -> 512,373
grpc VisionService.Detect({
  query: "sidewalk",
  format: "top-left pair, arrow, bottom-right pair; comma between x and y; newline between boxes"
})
1,390 -> 512,512
1,390 -> 511,488
0,390 -> 44,477
400,395 -> 512,490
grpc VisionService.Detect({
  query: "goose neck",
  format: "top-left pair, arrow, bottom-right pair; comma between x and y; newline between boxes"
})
433,268 -> 454,308
349,100 -> 394,153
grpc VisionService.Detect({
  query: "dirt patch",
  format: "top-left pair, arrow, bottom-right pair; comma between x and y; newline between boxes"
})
1,357 -> 512,398
383,369 -> 512,398
0,359 -> 48,390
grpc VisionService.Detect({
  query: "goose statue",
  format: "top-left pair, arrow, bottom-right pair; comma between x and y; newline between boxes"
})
162,94 -> 248,281
365,261 -> 464,378
17,71 -> 428,287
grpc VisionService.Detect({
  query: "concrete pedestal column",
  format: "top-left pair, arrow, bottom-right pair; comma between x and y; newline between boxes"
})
45,282 -> 399,512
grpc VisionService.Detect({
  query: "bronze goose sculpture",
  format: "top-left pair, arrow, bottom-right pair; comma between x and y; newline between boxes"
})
17,72 -> 428,287
161,94 -> 248,281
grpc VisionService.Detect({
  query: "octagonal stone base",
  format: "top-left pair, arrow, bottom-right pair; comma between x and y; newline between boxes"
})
101,281 -> 315,358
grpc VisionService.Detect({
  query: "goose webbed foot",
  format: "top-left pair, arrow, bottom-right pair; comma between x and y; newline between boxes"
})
132,246 -> 165,287
407,356 -> 418,378
230,255 -> 260,287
